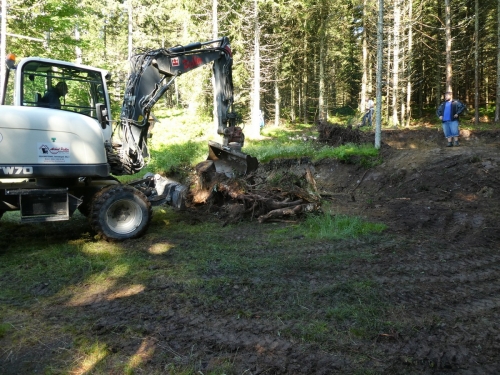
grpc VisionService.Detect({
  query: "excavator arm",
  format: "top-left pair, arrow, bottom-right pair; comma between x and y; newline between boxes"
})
112,36 -> 256,176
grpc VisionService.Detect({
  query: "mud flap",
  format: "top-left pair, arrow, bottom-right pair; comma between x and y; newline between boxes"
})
207,141 -> 259,177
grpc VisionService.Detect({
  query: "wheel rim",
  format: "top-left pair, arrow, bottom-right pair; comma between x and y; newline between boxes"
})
105,198 -> 143,235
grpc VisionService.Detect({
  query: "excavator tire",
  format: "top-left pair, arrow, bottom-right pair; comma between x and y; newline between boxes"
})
89,185 -> 152,241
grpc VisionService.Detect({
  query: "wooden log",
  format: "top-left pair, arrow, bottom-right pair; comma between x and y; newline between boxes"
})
257,203 -> 319,223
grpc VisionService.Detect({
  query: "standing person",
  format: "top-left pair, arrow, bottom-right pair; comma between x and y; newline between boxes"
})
361,97 -> 374,127
39,82 -> 68,109
436,91 -> 466,147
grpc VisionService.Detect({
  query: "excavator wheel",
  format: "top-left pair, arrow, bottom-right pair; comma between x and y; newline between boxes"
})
89,185 -> 152,241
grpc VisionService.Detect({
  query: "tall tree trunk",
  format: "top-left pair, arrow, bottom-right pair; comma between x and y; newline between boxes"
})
445,0 -> 452,92
128,0 -> 133,60
318,14 -> 327,121
302,20 -> 308,123
391,0 -> 401,127
406,0 -> 413,127
361,0 -> 369,112
495,0 -> 500,122
435,1 -> 442,108
375,0 -> 384,149
274,69 -> 280,126
474,0 -> 479,125
75,27 -> 82,64
386,30 -> 391,125
212,0 -> 219,138
250,0 -> 261,137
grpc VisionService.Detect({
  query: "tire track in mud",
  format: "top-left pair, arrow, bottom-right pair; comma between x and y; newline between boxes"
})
369,248 -> 500,317
154,313 -> 349,374
322,240 -> 500,373
76,291 -> 353,374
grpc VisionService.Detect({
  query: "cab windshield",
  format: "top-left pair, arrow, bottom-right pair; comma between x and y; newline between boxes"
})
20,61 -> 106,120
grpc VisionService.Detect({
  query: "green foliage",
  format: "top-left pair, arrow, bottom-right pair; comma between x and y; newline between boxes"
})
148,140 -> 207,175
314,143 -> 379,162
332,106 -> 356,117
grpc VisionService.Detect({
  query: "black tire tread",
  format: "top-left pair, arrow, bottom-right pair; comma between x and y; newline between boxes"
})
89,184 -> 152,241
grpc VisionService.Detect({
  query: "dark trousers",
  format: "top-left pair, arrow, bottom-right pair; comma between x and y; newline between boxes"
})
361,109 -> 373,127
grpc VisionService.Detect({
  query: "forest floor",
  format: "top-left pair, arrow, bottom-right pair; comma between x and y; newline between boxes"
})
1,126 -> 500,374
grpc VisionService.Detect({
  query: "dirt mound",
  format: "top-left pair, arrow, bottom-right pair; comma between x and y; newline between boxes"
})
317,120 -> 364,145
313,128 -> 500,247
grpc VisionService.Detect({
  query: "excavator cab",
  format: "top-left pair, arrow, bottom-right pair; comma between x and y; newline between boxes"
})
17,60 -> 110,122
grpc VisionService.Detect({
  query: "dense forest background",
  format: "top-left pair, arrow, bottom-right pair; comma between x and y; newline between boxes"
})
3,0 -> 500,130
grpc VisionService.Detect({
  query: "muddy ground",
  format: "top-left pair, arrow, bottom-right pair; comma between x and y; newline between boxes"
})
2,127 -> 500,374
310,127 -> 500,374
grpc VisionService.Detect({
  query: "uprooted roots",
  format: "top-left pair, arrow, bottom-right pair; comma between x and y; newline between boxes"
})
188,162 -> 321,224
317,120 -> 362,145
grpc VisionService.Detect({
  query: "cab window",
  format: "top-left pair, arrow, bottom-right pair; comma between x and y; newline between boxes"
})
21,61 -> 106,120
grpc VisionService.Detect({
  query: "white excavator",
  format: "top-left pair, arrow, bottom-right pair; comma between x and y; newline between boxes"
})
0,36 -> 258,240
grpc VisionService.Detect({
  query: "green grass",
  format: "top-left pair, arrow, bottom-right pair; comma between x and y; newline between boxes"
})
301,212 -> 387,240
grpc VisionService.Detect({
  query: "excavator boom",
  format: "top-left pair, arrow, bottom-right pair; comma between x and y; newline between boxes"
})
115,36 -> 258,177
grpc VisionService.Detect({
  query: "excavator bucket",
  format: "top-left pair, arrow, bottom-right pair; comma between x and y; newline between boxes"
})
207,141 -> 259,177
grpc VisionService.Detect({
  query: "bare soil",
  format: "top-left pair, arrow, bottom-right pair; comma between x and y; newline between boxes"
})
2,127 -> 500,374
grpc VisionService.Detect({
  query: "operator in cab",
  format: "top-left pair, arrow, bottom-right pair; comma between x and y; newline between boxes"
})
39,81 -> 68,109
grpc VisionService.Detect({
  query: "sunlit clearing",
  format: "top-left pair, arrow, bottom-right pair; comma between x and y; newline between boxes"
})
148,242 -> 175,255
125,339 -> 156,372
67,282 -> 145,306
66,281 -> 114,306
106,284 -> 145,300
81,242 -> 123,256
70,342 -> 108,375
108,264 -> 130,278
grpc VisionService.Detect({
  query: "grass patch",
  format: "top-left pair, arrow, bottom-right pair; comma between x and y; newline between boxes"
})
246,140 -> 379,165
298,212 -> 387,240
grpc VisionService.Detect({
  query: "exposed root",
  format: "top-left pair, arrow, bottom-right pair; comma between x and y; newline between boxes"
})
188,161 -> 321,224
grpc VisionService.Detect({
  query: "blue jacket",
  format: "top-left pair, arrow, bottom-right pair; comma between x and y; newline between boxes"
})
437,100 -> 466,122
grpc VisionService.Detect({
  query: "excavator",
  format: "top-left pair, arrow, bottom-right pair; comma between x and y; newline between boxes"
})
0,36 -> 258,241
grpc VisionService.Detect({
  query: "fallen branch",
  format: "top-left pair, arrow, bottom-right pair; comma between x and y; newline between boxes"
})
258,203 -> 320,223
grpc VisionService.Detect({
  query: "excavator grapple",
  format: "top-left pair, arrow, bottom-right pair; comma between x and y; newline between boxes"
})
207,141 -> 259,177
